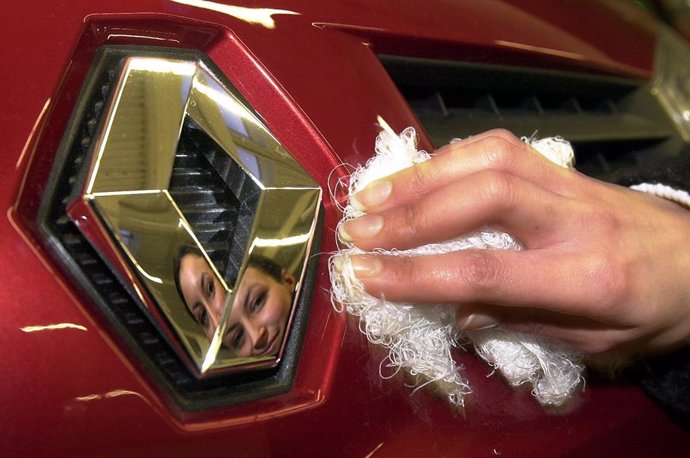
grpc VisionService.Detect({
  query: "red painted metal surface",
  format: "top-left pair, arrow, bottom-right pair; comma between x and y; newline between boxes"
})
1,1 -> 688,456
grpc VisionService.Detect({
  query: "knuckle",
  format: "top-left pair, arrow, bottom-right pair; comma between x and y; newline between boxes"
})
408,162 -> 433,197
582,207 -> 622,234
481,135 -> 523,171
597,211 -> 622,233
479,170 -> 517,211
393,255 -> 418,283
583,253 -> 629,312
461,251 -> 504,293
398,203 -> 426,240
486,128 -> 521,144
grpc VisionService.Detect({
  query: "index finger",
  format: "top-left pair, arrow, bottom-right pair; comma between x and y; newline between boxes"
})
350,129 -> 576,213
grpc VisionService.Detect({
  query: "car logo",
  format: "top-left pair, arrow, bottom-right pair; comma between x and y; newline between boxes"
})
64,48 -> 321,377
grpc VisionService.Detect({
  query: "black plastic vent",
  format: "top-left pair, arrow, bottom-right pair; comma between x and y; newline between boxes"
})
169,119 -> 260,286
380,55 -> 683,181
42,55 -> 198,394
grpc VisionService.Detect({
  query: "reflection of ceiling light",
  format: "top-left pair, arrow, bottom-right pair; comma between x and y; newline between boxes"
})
172,0 -> 300,29
495,40 -> 585,60
106,34 -> 174,43
20,323 -> 88,332
88,190 -> 164,198
193,81 -> 251,122
74,389 -> 146,402
134,263 -> 163,284
127,58 -> 196,75
251,233 -> 311,248
74,394 -> 101,402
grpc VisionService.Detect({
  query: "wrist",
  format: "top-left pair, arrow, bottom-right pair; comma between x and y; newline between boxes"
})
630,182 -> 690,209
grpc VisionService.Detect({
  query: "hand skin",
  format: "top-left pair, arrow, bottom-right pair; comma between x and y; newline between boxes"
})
339,129 -> 690,361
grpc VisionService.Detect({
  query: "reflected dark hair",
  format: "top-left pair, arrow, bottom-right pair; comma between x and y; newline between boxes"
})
173,243 -> 286,308
173,243 -> 204,307
247,254 -> 283,283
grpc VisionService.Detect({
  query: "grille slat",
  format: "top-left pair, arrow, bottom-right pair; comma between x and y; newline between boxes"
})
380,54 -> 679,180
415,112 -> 672,144
168,186 -> 228,207
168,120 -> 260,285
381,55 -> 671,139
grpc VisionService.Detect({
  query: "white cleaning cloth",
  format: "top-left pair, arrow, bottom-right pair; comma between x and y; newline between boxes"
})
330,125 -> 584,408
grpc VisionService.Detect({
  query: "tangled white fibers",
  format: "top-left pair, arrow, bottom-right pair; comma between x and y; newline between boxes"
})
329,123 -> 584,408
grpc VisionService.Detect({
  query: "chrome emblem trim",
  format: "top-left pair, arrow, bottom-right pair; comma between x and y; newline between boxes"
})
67,52 -> 321,376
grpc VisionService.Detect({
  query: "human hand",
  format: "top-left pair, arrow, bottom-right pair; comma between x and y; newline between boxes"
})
339,129 -> 690,359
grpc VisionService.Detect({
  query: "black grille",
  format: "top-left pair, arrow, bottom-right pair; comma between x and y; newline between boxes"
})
169,119 -> 260,286
380,55 -> 683,182
42,54 -> 197,395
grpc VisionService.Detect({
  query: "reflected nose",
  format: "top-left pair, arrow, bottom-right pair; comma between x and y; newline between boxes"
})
207,290 -> 227,329
247,325 -> 268,354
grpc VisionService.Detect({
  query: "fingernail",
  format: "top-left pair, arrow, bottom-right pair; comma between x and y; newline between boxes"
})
338,223 -> 353,243
332,255 -> 345,272
458,313 -> 498,331
351,180 -> 392,211
350,255 -> 383,278
339,214 -> 383,241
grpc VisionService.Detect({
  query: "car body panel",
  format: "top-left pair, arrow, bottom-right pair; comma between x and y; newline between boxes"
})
1,1 -> 688,456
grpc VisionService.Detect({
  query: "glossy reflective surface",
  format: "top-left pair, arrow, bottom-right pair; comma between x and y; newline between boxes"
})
7,1 -> 690,457
74,54 -> 320,374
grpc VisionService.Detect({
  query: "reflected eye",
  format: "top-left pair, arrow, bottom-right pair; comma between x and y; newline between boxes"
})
193,305 -> 208,328
250,291 -> 267,314
231,328 -> 244,350
204,276 -> 214,299
198,308 -> 208,328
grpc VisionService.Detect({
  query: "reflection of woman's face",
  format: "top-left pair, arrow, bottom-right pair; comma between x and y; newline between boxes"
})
177,254 -> 294,358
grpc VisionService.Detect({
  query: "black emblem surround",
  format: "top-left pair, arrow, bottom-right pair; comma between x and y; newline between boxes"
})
37,46 -> 322,410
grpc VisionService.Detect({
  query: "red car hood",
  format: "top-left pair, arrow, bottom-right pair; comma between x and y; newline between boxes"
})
1,1 -> 686,457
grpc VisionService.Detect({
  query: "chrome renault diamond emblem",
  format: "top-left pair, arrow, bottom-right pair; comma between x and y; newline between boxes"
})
67,52 -> 321,375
